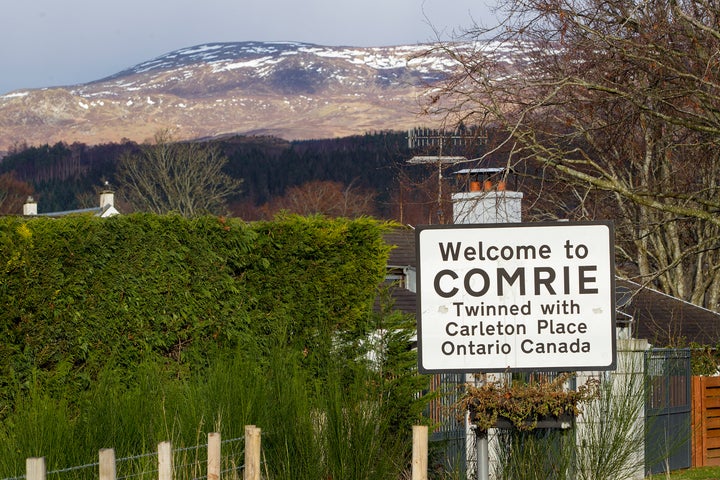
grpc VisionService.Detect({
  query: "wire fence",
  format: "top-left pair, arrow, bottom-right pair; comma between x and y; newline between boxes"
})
3,424 -> 432,480
3,432 -> 250,480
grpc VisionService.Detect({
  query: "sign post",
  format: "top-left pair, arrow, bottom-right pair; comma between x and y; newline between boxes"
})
416,222 -> 615,373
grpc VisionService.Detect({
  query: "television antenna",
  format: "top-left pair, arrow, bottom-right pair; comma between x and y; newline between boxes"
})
406,127 -> 484,223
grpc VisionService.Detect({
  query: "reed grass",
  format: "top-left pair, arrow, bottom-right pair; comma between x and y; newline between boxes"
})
0,346 -> 411,480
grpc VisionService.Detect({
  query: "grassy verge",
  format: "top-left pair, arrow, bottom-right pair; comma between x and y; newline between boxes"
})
0,347 -> 413,480
648,467 -> 720,479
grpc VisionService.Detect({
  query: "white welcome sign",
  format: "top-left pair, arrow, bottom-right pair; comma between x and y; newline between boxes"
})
416,222 -> 616,373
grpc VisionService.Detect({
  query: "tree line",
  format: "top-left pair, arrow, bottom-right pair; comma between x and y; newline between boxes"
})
0,131 -> 425,217
0,129 -> 492,223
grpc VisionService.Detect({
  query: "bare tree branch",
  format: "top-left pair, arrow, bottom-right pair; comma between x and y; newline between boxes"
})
116,130 -> 242,217
423,0 -> 720,309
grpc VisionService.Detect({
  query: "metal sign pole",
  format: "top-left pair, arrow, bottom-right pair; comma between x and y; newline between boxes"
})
477,429 -> 489,480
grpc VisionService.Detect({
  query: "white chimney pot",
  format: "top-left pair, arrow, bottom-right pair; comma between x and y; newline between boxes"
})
23,196 -> 37,216
100,191 -> 114,209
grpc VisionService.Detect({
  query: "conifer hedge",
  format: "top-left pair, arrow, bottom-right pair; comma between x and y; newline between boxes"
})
0,213 -> 391,410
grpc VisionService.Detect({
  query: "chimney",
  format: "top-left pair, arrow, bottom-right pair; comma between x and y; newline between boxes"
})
100,190 -> 114,209
23,196 -> 37,216
451,168 -> 522,224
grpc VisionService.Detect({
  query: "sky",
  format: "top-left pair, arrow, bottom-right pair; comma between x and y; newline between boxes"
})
1,0 -> 498,95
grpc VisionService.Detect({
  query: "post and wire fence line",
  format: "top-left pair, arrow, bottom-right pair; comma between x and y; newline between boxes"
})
7,425 -> 431,480
8,426 -> 262,480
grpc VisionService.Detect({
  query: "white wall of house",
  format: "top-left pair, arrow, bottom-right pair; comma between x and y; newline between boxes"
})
575,339 -> 649,480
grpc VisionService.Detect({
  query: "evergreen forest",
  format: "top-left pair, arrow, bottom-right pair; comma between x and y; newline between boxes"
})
0,130 -> 492,224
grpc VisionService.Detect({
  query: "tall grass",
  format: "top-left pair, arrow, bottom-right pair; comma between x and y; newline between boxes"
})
574,369 -> 647,480
0,377 -> 76,474
257,352 -> 325,480
319,369 -> 405,480
494,428 -> 575,480
0,347 -> 411,480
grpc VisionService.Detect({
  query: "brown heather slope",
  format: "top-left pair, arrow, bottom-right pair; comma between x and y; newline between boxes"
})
0,42 -> 472,153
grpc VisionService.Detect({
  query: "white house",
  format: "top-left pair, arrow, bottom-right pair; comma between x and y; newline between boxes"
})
22,188 -> 120,218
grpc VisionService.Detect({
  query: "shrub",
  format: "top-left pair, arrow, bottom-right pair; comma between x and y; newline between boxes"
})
458,373 -> 599,432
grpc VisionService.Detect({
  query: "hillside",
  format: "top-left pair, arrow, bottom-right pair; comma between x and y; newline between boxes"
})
0,41 -> 505,154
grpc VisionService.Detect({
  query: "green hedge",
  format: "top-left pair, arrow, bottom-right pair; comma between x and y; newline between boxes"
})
0,213 -> 391,409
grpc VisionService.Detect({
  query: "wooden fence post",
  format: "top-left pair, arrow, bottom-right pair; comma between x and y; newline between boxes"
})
158,441 -> 173,480
693,376 -> 704,467
244,425 -> 261,480
99,448 -> 116,480
26,457 -> 45,480
412,425 -> 428,480
208,432 -> 221,480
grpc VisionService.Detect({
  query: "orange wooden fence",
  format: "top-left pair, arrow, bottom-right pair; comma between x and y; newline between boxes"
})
692,376 -> 720,467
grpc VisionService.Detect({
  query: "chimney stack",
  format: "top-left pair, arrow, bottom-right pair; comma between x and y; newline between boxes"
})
100,190 -> 115,209
23,196 -> 37,216
452,168 -> 522,224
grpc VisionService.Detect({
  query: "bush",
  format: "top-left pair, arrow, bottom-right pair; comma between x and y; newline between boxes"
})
0,213 -> 428,478
0,214 -> 390,405
459,374 -> 599,432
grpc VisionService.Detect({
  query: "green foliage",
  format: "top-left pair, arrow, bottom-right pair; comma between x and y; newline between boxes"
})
370,287 -> 434,437
0,374 -> 76,469
459,374 -> 599,432
0,214 -> 253,405
242,214 -> 391,376
0,213 -> 429,477
0,347 -> 413,479
0,213 -> 391,408
258,350 -> 326,480
494,428 -> 575,480
689,344 -> 720,376
0,212 -> 431,479
574,368 -> 648,480
648,466 -> 720,479
318,368 -> 406,480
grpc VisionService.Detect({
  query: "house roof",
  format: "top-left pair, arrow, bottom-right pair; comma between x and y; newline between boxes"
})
377,226 -> 417,315
382,227 -> 720,347
39,204 -> 119,218
384,226 -> 416,267
619,278 -> 720,347
23,190 -> 120,218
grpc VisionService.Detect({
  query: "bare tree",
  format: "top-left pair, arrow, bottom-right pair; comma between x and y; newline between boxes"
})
0,173 -> 33,215
116,130 -> 242,217
258,180 -> 377,219
423,0 -> 720,309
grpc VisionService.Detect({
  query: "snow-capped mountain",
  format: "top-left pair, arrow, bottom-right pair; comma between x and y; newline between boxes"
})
0,41 -> 512,153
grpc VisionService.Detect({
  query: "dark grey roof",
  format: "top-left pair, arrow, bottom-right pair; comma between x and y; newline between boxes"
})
384,226 -> 416,267
382,287 -> 417,316
619,278 -> 720,347
377,227 -> 418,316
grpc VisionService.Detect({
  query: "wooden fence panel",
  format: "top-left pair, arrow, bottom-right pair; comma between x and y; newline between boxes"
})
692,376 -> 720,467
